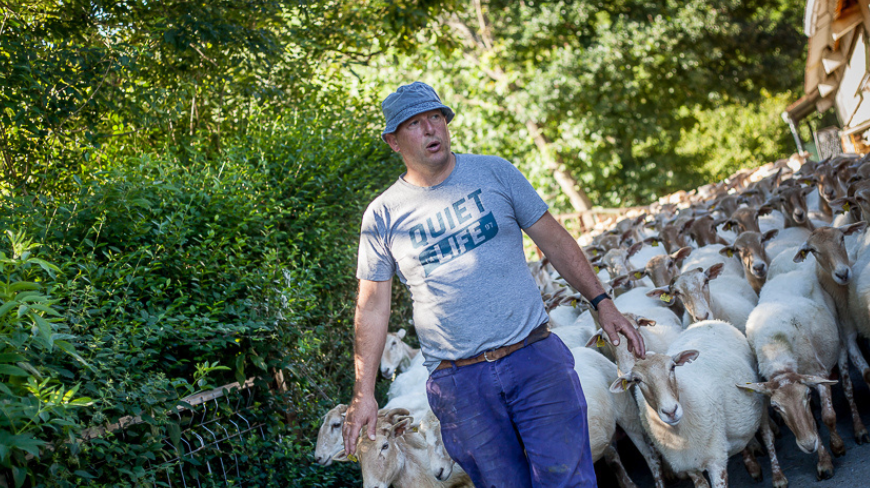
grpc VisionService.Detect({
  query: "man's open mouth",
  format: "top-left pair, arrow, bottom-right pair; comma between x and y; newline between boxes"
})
427,141 -> 441,152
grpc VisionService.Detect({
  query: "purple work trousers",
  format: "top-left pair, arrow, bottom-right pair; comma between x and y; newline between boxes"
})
426,333 -> 596,488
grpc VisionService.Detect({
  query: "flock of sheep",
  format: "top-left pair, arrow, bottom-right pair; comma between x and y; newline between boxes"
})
314,152 -> 870,487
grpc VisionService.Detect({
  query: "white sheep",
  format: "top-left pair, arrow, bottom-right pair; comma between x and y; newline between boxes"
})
609,320 -> 763,488
381,329 -> 420,379
678,243 -> 743,278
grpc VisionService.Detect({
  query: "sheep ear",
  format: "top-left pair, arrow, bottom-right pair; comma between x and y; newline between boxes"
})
628,268 -> 647,280
609,374 -> 638,394
382,408 -> 411,424
679,219 -> 696,234
719,246 -> 738,259
646,287 -> 675,305
390,417 -> 413,438
636,317 -> 656,327
644,221 -> 658,229
337,404 -> 349,416
706,262 -> 725,280
585,330 -> 608,349
829,197 -> 857,214
643,236 -> 662,247
627,241 -> 643,258
584,245 -> 604,257
801,186 -> 816,197
736,382 -> 773,396
793,243 -> 812,263
840,221 -> 868,236
673,349 -> 699,366
672,246 -> 693,263
610,274 -> 631,289
332,449 -> 351,462
762,229 -> 779,243
396,329 -> 406,340
799,375 -> 838,388
756,205 -> 773,216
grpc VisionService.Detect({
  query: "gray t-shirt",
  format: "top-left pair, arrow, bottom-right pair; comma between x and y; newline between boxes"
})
357,153 -> 550,373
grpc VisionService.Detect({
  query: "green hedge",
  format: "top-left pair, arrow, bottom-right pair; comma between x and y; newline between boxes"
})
0,102 -> 409,487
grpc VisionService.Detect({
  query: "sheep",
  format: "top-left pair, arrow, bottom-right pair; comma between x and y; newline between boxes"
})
381,329 -> 420,379
647,263 -> 757,333
765,185 -> 816,230
644,220 -> 692,254
586,312 -> 682,376
314,406 -> 412,467
764,227 -> 812,261
386,353 -> 427,401
678,243 -> 743,279
609,320 -> 763,488
795,222 -> 870,388
636,246 -> 693,288
684,214 -> 729,247
336,414 -> 473,488
739,264 -> 859,483
418,410 -> 461,482
718,230 -> 778,293
570,345 -> 664,488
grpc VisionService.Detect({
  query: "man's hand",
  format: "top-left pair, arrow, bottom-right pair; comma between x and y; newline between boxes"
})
342,394 -> 379,456
597,301 -> 646,359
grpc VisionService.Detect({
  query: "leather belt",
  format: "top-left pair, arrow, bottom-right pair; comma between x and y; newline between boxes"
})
435,323 -> 551,371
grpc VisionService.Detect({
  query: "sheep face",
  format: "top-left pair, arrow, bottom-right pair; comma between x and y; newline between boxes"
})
738,373 -> 836,454
669,265 -> 723,323
380,330 -> 408,379
795,223 -> 868,285
658,223 -> 690,254
722,231 -> 775,284
643,247 -> 692,288
611,350 -> 699,426
357,417 -> 414,488
730,206 -> 763,234
814,163 -> 842,203
418,413 -> 454,481
687,215 -> 726,247
314,404 -> 347,466
773,186 -> 815,229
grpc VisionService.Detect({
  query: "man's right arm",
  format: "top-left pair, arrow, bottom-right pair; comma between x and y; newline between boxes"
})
342,278 -> 392,456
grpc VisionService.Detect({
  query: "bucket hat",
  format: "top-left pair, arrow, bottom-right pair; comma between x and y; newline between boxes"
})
381,82 -> 454,142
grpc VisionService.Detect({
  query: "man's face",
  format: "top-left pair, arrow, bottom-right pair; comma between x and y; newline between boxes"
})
385,109 -> 451,169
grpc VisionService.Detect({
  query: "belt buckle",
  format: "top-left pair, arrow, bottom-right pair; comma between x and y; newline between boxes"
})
483,350 -> 496,362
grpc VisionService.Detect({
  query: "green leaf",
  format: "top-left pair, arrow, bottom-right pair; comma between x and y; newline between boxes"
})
0,354 -> 26,363
8,282 -> 39,293
0,365 -> 29,376
32,314 -> 54,350
26,258 -> 60,277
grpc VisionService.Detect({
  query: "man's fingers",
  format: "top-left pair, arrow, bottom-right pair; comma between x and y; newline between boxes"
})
605,327 -> 620,346
633,328 -> 646,358
343,422 -> 360,455
367,419 -> 377,440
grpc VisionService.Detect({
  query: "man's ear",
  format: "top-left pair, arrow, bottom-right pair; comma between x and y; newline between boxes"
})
383,133 -> 400,152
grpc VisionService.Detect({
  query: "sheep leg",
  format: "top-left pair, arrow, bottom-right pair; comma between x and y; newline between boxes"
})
708,463 -> 728,488
618,422 -> 664,488
741,446 -> 763,482
839,347 -> 870,444
760,407 -> 788,488
688,470 -> 711,488
603,444 -> 638,488
817,383 -> 845,457
816,444 -> 834,480
845,331 -> 870,386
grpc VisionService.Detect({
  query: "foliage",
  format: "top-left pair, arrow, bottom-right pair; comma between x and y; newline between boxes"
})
356,0 -> 807,208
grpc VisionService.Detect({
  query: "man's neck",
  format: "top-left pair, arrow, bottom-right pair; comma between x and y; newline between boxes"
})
402,152 -> 457,187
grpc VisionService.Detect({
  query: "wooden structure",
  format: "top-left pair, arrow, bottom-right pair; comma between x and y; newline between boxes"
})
783,0 -> 870,156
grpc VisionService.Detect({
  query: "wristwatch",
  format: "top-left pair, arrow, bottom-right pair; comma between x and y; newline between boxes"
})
590,292 -> 611,311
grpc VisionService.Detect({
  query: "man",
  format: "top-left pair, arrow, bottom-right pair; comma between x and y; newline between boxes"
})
343,81 -> 645,487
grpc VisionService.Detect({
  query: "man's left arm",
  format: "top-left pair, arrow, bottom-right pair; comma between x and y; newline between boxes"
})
525,211 -> 645,358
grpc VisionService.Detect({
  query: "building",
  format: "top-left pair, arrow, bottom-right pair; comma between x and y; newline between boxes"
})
783,0 -> 870,157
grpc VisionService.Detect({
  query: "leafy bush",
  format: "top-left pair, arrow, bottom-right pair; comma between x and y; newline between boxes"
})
0,99 -> 408,486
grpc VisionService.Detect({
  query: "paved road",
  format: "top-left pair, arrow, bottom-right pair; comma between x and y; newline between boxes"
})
596,365 -> 870,487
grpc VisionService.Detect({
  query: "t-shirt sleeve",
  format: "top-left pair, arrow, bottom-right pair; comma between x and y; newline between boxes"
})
356,205 -> 396,281
500,160 -> 549,229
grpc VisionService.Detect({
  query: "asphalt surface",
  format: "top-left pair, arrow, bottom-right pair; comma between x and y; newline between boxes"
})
595,365 -> 870,488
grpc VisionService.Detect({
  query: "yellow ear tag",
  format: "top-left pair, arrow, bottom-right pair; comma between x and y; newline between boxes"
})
348,454 -> 358,463
660,293 -> 672,303
594,266 -> 600,273
726,250 -> 733,258
634,271 -> 642,279
651,241 -> 659,247
571,299 -> 578,308
591,249 -> 599,256
622,379 -> 629,391
596,336 -> 606,348
411,426 -> 419,433
804,179 -> 813,185
844,202 -> 851,212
